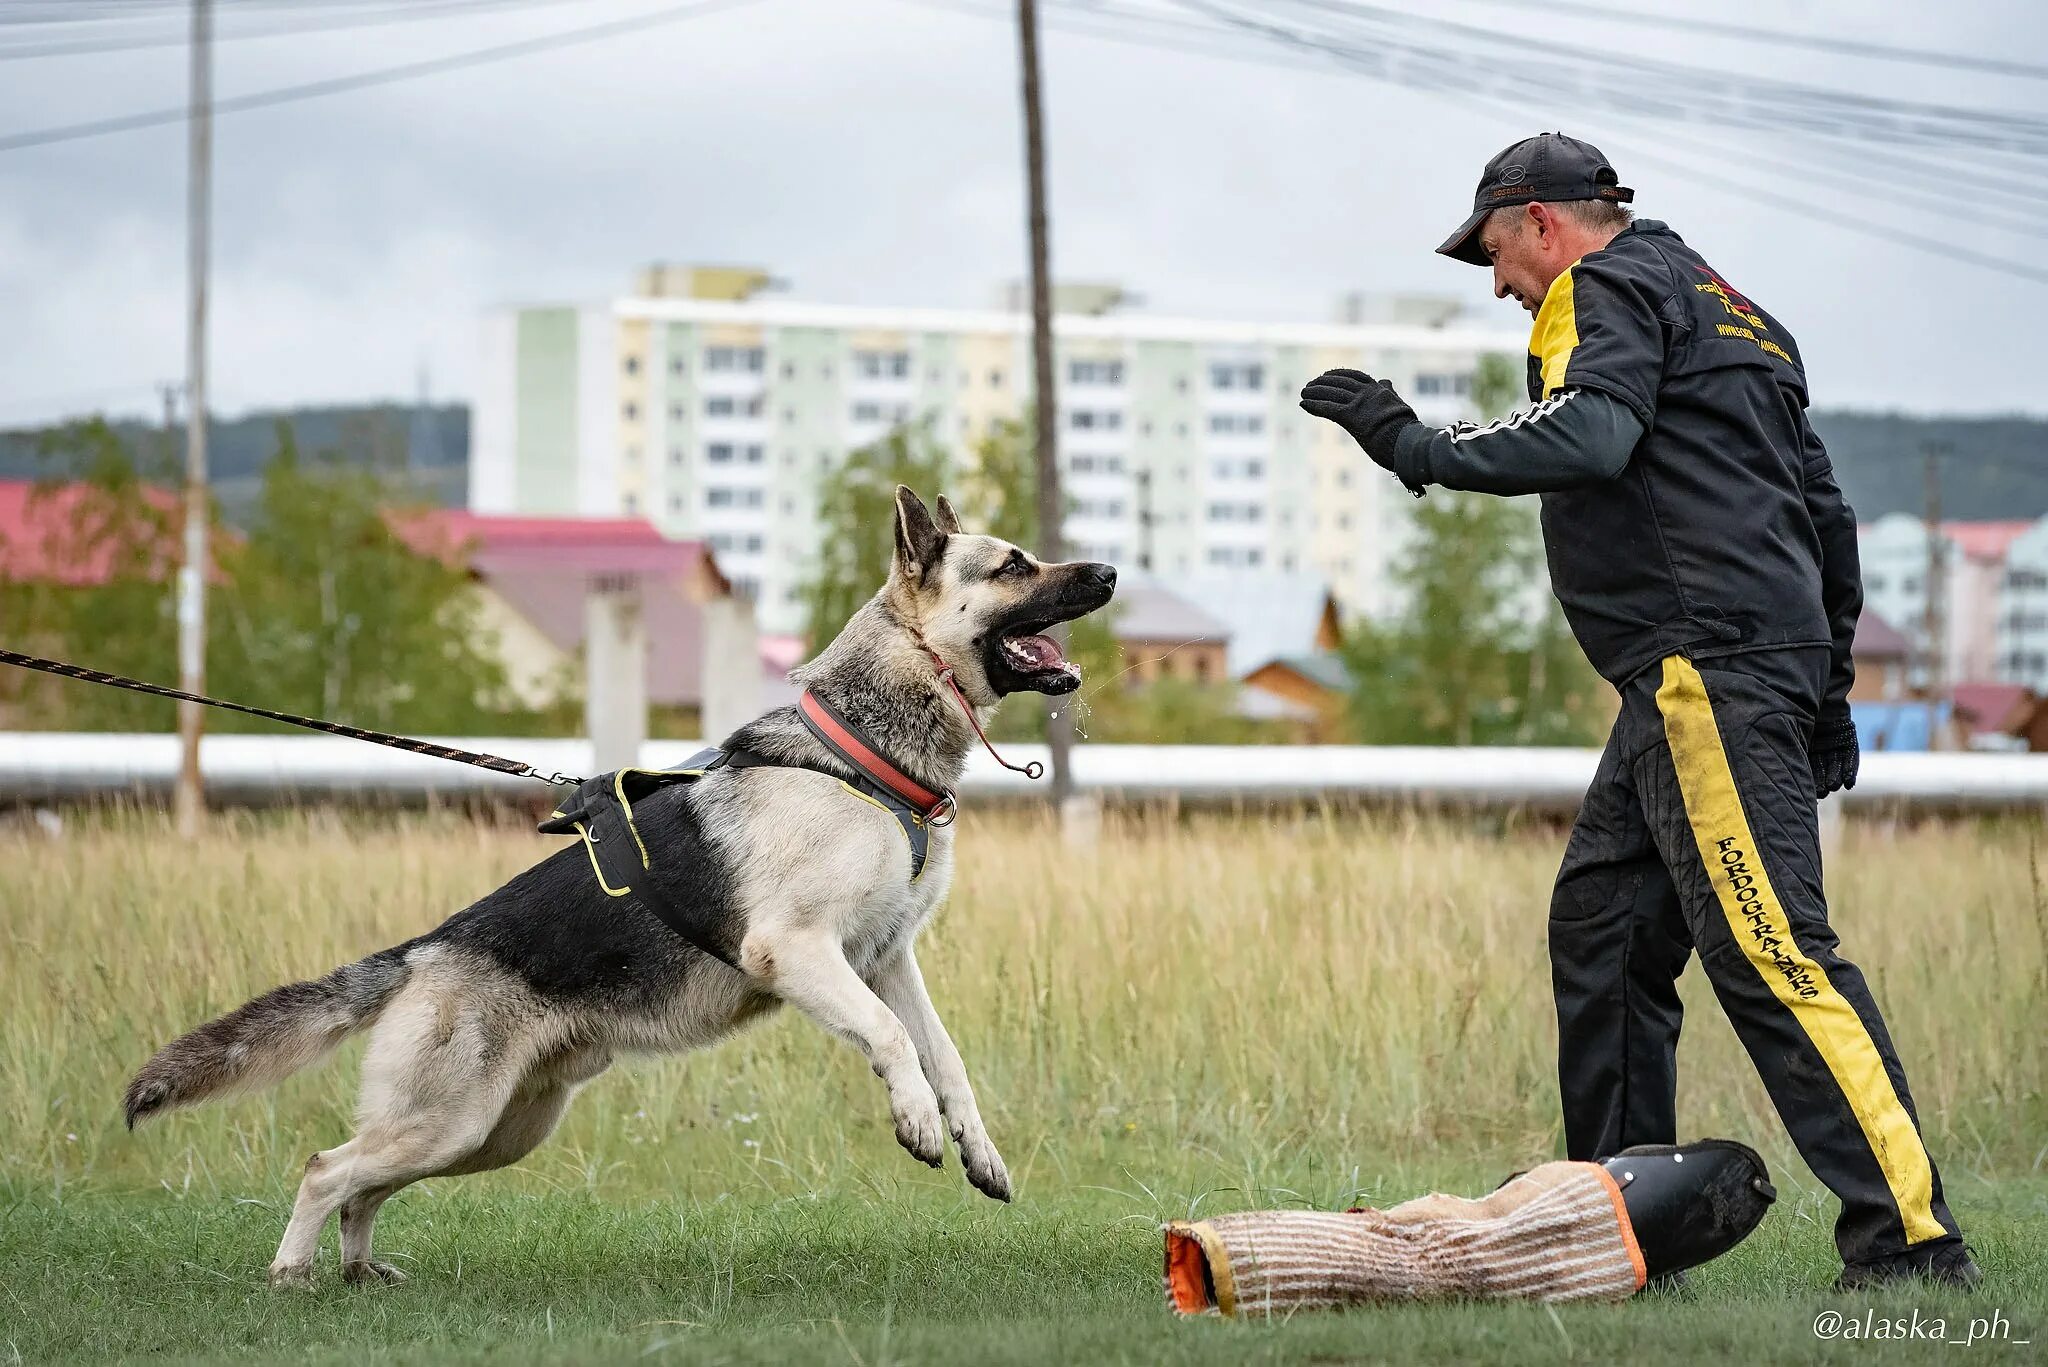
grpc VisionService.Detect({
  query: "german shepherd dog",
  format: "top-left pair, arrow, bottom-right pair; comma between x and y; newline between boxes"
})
124,488 -> 1116,1288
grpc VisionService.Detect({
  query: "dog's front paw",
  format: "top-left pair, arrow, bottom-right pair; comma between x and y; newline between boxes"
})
268,1262 -> 316,1290
893,1097 -> 946,1168
958,1131 -> 1012,1202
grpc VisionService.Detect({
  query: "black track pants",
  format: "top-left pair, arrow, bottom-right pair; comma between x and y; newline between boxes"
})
1549,648 -> 1963,1269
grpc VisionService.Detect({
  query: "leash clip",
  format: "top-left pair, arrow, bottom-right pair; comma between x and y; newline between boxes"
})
926,791 -> 959,828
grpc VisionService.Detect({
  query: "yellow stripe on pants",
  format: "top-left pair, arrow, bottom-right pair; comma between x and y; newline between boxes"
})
1655,656 -> 1944,1245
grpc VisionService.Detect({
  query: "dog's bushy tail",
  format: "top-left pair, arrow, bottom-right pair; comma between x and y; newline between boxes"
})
123,948 -> 410,1128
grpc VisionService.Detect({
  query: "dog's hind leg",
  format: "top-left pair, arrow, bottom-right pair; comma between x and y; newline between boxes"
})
742,928 -> 945,1167
269,979 -> 531,1287
338,1186 -> 401,1284
334,1049 -> 608,1284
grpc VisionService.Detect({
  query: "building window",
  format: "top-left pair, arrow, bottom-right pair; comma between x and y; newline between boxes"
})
854,350 -> 912,379
745,443 -> 765,464
1206,501 -> 1266,524
989,368 -> 1004,388
1414,372 -> 1473,397
707,442 -> 735,464
1207,413 -> 1265,436
1208,361 -> 1266,391
705,346 -> 766,373
622,401 -> 639,421
1068,409 -> 1124,431
669,494 -> 684,513
624,355 -> 641,376
782,360 -> 797,379
623,492 -> 639,514
1069,359 -> 1125,384
670,357 -> 686,377
706,395 -> 737,417
669,446 -> 685,467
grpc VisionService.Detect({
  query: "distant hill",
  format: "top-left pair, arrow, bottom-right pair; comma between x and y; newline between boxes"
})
3,402 -> 2043,525
0,403 -> 467,527
1809,412 -> 2048,523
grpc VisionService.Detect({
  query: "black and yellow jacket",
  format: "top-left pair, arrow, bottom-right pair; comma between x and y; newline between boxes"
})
1391,220 -> 1862,700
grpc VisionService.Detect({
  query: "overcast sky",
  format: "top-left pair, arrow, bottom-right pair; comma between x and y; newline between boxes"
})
1,0 -> 2043,428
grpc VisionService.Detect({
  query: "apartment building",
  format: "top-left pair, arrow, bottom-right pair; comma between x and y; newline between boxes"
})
471,266 -> 1523,634
1858,513 -> 2036,690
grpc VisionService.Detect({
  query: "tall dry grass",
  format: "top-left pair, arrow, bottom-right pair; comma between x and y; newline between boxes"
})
2,807 -> 2041,1205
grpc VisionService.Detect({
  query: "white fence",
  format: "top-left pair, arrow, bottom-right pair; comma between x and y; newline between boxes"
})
5,732 -> 2048,813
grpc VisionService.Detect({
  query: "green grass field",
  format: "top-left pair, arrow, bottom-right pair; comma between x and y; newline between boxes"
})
3,808 -> 2044,1364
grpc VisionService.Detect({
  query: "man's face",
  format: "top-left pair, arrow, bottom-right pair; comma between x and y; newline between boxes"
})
1481,204 -> 1569,316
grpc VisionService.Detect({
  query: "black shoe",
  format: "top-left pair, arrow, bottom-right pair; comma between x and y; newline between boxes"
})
1602,1139 -> 1776,1280
1836,1243 -> 1981,1292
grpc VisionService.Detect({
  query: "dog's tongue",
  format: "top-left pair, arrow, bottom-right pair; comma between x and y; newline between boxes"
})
1008,633 -> 1065,669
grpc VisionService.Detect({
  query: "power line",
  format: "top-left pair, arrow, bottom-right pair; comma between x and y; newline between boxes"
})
910,0 -> 2048,289
1440,0 -> 2048,84
0,0 -> 575,61
0,0 -> 761,153
1201,0 -> 2048,287
998,0 -> 2048,288
1195,0 -> 2048,157
918,0 -> 2048,212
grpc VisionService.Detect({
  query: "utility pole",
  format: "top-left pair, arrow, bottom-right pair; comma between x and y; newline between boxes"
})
174,0 -> 213,838
1016,0 -> 1071,802
1921,442 -> 1947,703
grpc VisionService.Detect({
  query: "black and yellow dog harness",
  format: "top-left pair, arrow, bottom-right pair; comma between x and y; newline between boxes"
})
539,690 -> 956,967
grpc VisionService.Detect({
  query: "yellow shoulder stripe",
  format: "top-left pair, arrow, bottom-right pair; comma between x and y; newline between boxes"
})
1530,264 -> 1582,399
1656,657 -> 1945,1245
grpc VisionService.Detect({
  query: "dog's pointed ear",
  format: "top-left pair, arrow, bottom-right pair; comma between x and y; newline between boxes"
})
893,485 -> 946,584
933,495 -> 963,536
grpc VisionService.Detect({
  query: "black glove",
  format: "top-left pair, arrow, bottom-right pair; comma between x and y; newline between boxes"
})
1298,369 -> 1425,482
1810,703 -> 1859,799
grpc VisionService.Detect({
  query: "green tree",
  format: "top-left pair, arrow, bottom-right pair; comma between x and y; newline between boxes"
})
2,421 -> 520,735
0,420 -> 183,729
796,418 -> 953,656
212,425 -> 516,733
1340,353 -> 1607,746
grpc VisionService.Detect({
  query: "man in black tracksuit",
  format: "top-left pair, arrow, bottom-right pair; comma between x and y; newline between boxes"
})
1300,133 -> 1975,1288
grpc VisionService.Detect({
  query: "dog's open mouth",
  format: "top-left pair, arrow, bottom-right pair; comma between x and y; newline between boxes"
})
997,623 -> 1080,690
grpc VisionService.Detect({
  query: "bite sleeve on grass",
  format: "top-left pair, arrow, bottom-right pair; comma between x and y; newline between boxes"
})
1163,1160 -> 1646,1315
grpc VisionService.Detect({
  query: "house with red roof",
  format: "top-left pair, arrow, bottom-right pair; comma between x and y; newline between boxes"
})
0,478 -> 226,587
391,510 -> 734,715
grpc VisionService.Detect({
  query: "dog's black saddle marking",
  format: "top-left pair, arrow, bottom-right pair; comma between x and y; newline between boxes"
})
539,742 -> 936,964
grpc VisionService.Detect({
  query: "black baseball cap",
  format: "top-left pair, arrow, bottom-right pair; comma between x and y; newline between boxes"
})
1436,133 -> 1633,267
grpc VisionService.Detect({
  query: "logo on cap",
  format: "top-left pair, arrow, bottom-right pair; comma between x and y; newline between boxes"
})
1499,164 -> 1527,185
